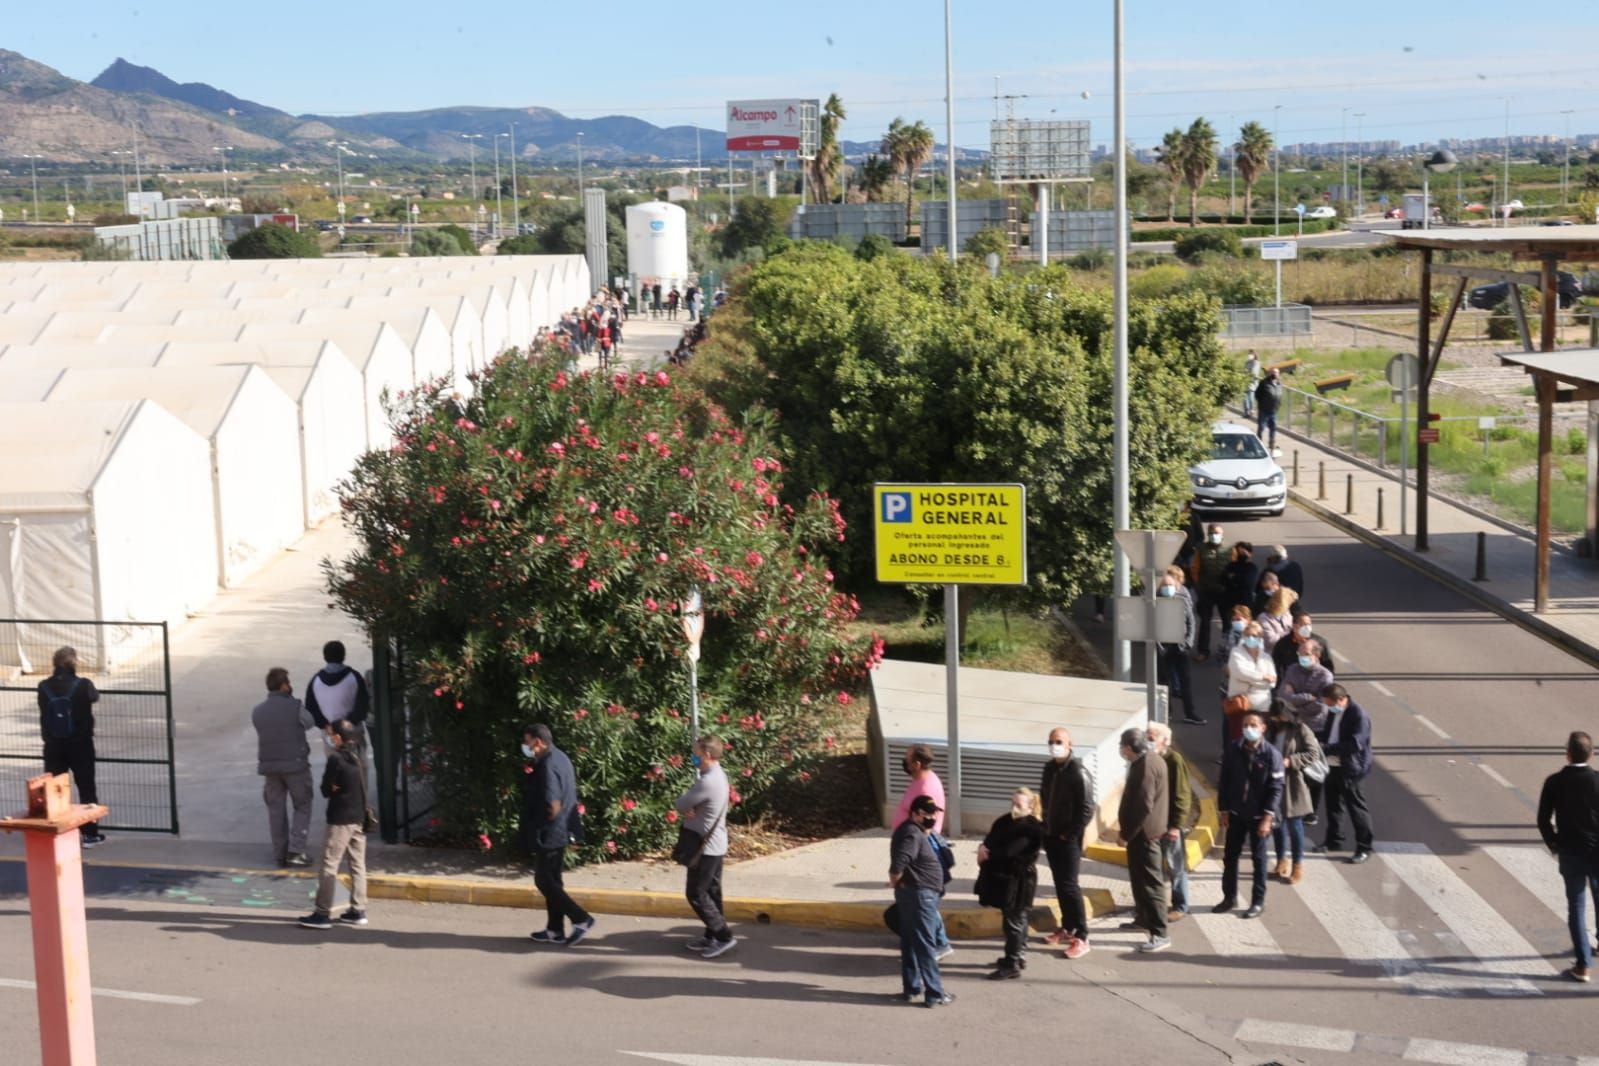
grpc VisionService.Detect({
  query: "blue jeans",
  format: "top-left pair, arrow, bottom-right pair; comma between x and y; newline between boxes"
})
1162,831 -> 1190,914
1257,411 -> 1278,448
1271,815 -> 1305,865
1243,388 -> 1255,417
1559,850 -> 1599,969
894,885 -> 946,1002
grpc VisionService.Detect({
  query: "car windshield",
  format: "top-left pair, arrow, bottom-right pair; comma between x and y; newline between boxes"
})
1211,433 -> 1268,461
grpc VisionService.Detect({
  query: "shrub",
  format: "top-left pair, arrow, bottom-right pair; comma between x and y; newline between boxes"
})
496,234 -> 541,255
226,222 -> 321,259
1174,229 -> 1242,262
1192,262 -> 1273,307
966,226 -> 1011,261
1487,301 -> 1520,341
1129,263 -> 1191,300
854,233 -> 894,262
439,223 -> 478,256
410,228 -> 471,257
1067,248 -> 1110,271
327,352 -> 874,860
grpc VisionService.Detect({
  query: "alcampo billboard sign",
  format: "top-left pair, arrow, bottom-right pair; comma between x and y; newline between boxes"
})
726,99 -> 813,152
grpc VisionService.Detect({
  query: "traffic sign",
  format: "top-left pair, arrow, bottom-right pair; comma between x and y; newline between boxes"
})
1260,239 -> 1298,261
1385,353 -> 1420,391
1418,428 -> 1440,444
1113,529 -> 1189,573
1114,596 -> 1188,643
873,483 -> 1027,585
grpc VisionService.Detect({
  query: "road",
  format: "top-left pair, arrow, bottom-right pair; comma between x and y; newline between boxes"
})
1135,220 -> 1400,255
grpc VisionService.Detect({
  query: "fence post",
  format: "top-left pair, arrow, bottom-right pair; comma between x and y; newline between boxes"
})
1317,461 -> 1327,501
1292,449 -> 1300,488
1376,488 -> 1385,530
1346,473 -> 1354,515
1474,530 -> 1489,582
1378,418 -> 1387,469
370,639 -> 399,845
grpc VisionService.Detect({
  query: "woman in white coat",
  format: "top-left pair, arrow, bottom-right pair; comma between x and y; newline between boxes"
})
1225,621 -> 1277,742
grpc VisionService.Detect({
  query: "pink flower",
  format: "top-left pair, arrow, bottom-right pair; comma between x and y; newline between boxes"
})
621,797 -> 637,811
570,553 -> 587,569
534,534 -> 546,545
753,457 -> 768,473
656,552 -> 669,563
605,840 -> 618,854
745,551 -> 764,568
488,499 -> 501,511
799,771 -> 812,783
576,803 -> 586,814
729,788 -> 742,806
679,466 -> 694,478
645,431 -> 660,444
478,833 -> 493,850
654,371 -> 671,386
644,597 -> 659,612
742,766 -> 754,778
666,810 -> 679,823
837,692 -> 852,706
587,578 -> 603,592
523,652 -> 541,665
548,441 -> 565,456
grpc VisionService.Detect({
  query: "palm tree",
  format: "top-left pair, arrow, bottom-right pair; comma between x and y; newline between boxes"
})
881,118 -> 910,201
1156,128 -> 1185,222
883,118 -> 935,232
1234,121 -> 1273,225
808,94 -> 847,204
1180,117 -> 1218,227
858,154 -> 894,202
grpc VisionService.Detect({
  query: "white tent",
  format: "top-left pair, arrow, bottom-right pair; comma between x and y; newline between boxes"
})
0,399 -> 216,670
46,366 -> 302,589
235,321 -> 411,449
349,292 -> 480,392
301,304 -> 453,392
0,342 -> 168,371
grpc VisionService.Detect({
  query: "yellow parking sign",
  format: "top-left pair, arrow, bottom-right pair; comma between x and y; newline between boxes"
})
873,483 -> 1027,586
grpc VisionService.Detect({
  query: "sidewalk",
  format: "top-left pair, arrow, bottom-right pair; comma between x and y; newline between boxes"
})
1267,420 -> 1599,666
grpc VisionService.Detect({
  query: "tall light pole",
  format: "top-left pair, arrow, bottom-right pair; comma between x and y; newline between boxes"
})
1111,0 -> 1130,681
1273,104 -> 1282,236
1353,113 -> 1365,217
1228,112 -> 1236,217
944,0 -> 957,259
1502,98 -> 1511,227
1341,106 -> 1349,207
110,150 -> 129,204
212,145 -> 233,202
327,141 -> 349,208
1562,109 -> 1574,206
22,154 -> 41,221
460,133 -> 481,202
494,132 -> 507,239
508,123 -> 521,232
576,132 -> 585,196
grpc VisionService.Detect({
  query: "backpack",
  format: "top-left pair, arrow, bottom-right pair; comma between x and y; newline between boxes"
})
927,832 -> 955,888
44,678 -> 82,741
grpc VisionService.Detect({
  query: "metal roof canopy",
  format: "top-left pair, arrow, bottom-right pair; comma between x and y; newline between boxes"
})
1385,226 -> 1599,613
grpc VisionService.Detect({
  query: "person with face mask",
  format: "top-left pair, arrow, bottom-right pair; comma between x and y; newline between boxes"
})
1225,621 -> 1277,743
1117,728 -> 1172,953
521,723 -> 595,945
1266,699 -> 1323,885
1313,684 -> 1375,864
1536,731 -> 1599,983
975,788 -> 1045,980
1189,524 -> 1230,661
1157,574 -> 1205,726
1264,544 -> 1305,605
892,744 -> 952,959
1278,639 -> 1334,728
1272,612 -> 1336,686
298,718 -> 371,930
1252,569 -> 1282,618
1147,722 -> 1198,922
1215,712 -> 1285,918
1040,728 -> 1094,958
1255,587 -> 1298,654
889,794 -> 955,1007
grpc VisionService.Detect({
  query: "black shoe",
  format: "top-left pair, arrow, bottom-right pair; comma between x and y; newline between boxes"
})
1211,898 -> 1236,914
338,909 -> 368,926
80,832 -> 106,849
988,964 -> 1022,980
1243,904 -> 1265,919
1348,850 -> 1372,865
898,991 -> 923,1004
1182,715 -> 1209,726
285,853 -> 311,868
924,993 -> 956,1008
1118,919 -> 1147,931
298,911 -> 333,930
1312,843 -> 1341,854
1304,815 -> 1320,827
990,956 -> 1027,970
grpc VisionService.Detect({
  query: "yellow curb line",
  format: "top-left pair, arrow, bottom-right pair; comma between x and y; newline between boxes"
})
1084,795 -> 1220,870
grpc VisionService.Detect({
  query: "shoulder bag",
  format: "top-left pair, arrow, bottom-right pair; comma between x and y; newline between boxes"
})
672,794 -> 728,869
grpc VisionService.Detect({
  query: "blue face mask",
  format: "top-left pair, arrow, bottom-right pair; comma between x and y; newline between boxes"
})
690,752 -> 702,769
1243,636 -> 1263,650
1298,654 -> 1314,669
1157,585 -> 1175,598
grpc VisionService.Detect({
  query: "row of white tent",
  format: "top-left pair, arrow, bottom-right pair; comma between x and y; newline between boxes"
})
0,255 -> 591,668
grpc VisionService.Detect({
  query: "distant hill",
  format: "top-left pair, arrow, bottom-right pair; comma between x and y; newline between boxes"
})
91,58 -> 286,120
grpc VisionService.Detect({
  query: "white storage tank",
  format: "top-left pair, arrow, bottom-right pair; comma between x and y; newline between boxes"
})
625,202 -> 689,290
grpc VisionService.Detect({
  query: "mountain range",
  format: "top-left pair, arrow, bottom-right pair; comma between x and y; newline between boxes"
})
1,51 -> 901,166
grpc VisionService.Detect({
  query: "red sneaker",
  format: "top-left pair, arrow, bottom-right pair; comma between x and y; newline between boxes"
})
1063,937 -> 1092,960
1043,928 -> 1069,946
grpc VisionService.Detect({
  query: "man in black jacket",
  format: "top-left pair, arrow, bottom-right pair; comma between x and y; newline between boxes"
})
1255,368 -> 1283,452
1537,731 -> 1599,982
1314,684 -> 1375,863
1040,727 -> 1095,958
299,719 -> 369,929
37,646 -> 104,847
522,723 -> 594,946
1215,712 -> 1285,918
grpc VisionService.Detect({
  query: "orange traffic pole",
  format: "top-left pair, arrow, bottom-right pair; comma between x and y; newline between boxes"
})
1,773 -> 108,1066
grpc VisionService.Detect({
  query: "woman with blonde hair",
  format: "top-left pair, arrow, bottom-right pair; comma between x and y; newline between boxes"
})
1225,621 -> 1277,741
1256,587 -> 1299,653
975,786 -> 1044,980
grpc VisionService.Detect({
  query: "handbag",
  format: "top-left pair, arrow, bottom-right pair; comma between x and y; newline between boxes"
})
355,753 -> 379,835
1300,731 -> 1330,784
1223,694 -> 1252,716
671,797 -> 728,868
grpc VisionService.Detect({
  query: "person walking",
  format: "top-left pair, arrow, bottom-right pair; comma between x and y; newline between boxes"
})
1190,524 -> 1230,661
890,794 -> 955,1006
1225,621 -> 1277,743
1148,722 -> 1198,922
299,719 -> 370,929
37,646 -> 104,848
1040,727 -> 1094,959
1265,700 -> 1322,886
1118,728 -> 1171,953
1243,350 -> 1261,417
1255,367 -> 1283,453
1158,572 -> 1205,725
976,787 -> 1044,980
676,734 -> 735,958
305,640 -> 369,749
1215,712 -> 1285,918
893,744 -> 953,959
522,724 -> 595,945
252,667 -> 316,867
1537,731 -> 1599,982
667,286 -> 681,320
1314,684 -> 1375,864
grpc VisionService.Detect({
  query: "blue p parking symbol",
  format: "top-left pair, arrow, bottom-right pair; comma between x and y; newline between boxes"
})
881,492 -> 912,524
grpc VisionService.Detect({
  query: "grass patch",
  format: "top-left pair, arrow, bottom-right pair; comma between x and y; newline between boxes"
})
847,589 -> 1103,678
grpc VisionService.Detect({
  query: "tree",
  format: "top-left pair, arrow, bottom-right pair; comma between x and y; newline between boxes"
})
410,228 -> 471,256
496,233 -> 541,254
881,118 -> 934,232
1180,118 -> 1218,227
965,226 -> 1010,261
1368,158 -> 1413,198
857,155 -> 894,202
227,222 -> 321,259
719,196 -> 785,257
438,223 -> 478,255
854,233 -> 894,261
1583,167 -> 1599,192
1156,128 -> 1185,222
808,94 -> 847,205
327,353 -> 875,860
1234,121 -> 1273,224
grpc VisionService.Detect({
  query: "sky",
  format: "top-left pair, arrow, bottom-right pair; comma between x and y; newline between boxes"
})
7,1 -> 1599,152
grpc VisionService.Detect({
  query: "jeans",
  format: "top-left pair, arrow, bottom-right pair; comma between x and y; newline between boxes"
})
1162,831 -> 1190,914
1243,388 -> 1255,417
1257,411 -> 1278,449
314,823 -> 367,914
1001,906 -> 1029,963
894,885 -> 946,1001
1559,850 -> 1599,969
1159,646 -> 1194,719
262,768 -> 313,861
686,854 -> 731,942
1126,834 -> 1169,938
1043,836 -> 1088,940
1222,815 -> 1270,908
1322,767 -> 1374,852
44,736 -> 98,832
534,846 -> 592,935
1271,815 -> 1305,865
1194,592 -> 1225,656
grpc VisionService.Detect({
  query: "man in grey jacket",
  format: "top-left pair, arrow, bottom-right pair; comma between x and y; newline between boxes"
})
675,734 -> 734,958
251,668 -> 316,867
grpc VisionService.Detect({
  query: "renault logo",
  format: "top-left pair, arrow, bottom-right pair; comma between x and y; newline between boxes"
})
1235,477 -> 1248,490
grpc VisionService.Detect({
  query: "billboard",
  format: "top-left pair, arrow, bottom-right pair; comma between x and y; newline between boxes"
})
726,99 -> 818,154
990,119 -> 1091,183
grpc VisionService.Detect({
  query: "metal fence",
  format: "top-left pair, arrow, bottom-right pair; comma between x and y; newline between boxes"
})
0,619 -> 176,832
370,640 -> 434,843
1277,386 -> 1527,471
1222,304 -> 1314,338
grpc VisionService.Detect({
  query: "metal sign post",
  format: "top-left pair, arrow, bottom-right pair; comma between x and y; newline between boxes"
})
1114,529 -> 1189,724
681,587 -> 704,743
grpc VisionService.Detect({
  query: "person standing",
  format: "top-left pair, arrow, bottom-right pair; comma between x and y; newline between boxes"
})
1040,727 -> 1094,959
1223,542 -> 1260,631
893,744 -> 952,959
1147,723 -> 1197,922
1214,712 -> 1285,918
37,646 -> 104,848
1118,728 -> 1171,953
1272,612 -> 1337,683
1243,350 -> 1261,417
1190,524 -> 1230,661
1314,684 -> 1375,864
305,640 -> 369,749
1262,545 -> 1305,607
252,667 -> 316,867
1157,573 -> 1205,725
1278,639 -> 1334,721
1537,731 -> 1599,982
1225,621 -> 1277,743
1265,700 -> 1322,886
976,787 -> 1044,980
299,719 -> 370,930
889,794 -> 954,1007
1255,367 -> 1283,453
522,724 -> 595,945
676,734 -> 735,958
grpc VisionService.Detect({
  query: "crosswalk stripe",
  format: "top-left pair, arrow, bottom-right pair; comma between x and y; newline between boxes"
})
1381,843 -> 1554,995
1293,853 -> 1415,980
1482,845 -> 1568,925
1401,1036 -> 1527,1066
1234,1018 -> 1357,1052
1184,860 -> 1287,959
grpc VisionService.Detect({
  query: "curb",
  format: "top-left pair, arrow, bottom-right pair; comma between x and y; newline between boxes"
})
1084,795 -> 1219,870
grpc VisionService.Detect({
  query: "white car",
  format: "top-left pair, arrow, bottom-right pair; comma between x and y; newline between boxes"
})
1306,205 -> 1337,219
1190,421 -> 1286,516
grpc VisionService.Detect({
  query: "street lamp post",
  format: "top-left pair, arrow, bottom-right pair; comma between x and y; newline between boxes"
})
576,132 -> 585,196
1354,113 -> 1365,217
1111,0 -> 1131,681
508,123 -> 521,233
327,141 -> 349,212
213,145 -> 233,202
110,150 -> 129,203
1273,104 -> 1282,237
22,154 -> 41,221
1341,107 -> 1349,207
680,588 -> 705,743
1562,109 -> 1574,206
494,133 -> 507,239
1502,98 -> 1511,227
460,133 -> 481,222
1422,148 -> 1457,232
943,0 -> 957,261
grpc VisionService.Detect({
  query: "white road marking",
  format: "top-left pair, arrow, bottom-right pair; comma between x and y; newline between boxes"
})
1184,861 -> 1287,959
1412,714 -> 1450,739
1235,1017 -> 1358,1052
1294,854 -> 1416,980
1381,843 -> 1554,995
1402,1036 -> 1528,1066
1477,763 -> 1515,789
0,977 -> 200,1007
1371,681 -> 1397,699
1483,845 -> 1567,925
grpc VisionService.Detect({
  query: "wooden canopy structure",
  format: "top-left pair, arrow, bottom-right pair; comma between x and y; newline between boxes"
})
1387,226 -> 1599,613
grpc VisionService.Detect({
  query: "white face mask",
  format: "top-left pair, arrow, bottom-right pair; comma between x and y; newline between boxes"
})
1242,725 -> 1263,743
1297,625 -> 1312,638
1209,533 -> 1223,545
521,744 -> 536,759
1049,741 -> 1068,759
324,735 -> 338,751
